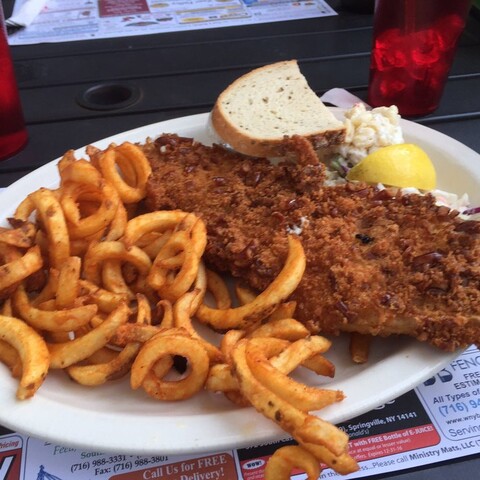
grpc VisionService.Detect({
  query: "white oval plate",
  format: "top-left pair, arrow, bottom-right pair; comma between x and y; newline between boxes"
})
0,111 -> 477,455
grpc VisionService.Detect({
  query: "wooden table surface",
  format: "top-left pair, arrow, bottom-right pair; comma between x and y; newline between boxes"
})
1,0 -> 480,478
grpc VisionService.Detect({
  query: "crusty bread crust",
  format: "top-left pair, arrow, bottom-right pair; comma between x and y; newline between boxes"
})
211,60 -> 346,158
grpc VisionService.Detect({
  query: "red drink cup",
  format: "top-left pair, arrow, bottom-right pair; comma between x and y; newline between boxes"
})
367,0 -> 472,117
0,6 -> 28,160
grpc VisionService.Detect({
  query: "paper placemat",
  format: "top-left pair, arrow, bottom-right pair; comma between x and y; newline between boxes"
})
8,0 -> 337,45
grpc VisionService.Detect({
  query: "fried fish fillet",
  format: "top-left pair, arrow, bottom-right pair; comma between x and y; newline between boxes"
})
145,134 -> 480,351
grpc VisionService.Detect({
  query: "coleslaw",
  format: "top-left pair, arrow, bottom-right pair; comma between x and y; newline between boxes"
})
323,104 -> 480,220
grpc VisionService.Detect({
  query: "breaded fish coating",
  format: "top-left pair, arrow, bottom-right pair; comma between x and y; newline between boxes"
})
145,135 -> 480,351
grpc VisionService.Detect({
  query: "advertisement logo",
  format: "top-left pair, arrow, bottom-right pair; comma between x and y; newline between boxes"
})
0,448 -> 21,480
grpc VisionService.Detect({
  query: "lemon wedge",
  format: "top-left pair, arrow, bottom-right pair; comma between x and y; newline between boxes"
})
346,144 -> 437,190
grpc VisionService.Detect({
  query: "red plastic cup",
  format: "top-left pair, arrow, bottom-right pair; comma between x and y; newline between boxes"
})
367,0 -> 472,117
0,6 -> 28,160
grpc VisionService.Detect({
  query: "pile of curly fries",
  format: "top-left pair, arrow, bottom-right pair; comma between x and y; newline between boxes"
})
0,141 -> 359,478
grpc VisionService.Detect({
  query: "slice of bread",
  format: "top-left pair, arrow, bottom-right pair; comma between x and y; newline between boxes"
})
211,60 -> 346,157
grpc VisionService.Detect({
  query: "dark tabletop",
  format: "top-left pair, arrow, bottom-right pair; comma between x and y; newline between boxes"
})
1,0 -> 480,478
